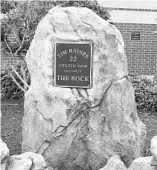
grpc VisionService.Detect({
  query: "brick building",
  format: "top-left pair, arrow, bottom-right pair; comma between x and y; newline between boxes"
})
99,0 -> 157,76
114,22 -> 157,75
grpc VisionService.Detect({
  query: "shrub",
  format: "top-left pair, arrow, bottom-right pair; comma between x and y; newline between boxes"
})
129,74 -> 157,112
1,63 -> 30,100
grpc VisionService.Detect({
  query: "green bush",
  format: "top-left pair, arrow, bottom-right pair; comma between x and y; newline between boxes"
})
129,74 -> 157,112
1,63 -> 30,100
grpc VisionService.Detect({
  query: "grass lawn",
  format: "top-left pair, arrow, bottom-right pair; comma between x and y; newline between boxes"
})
1,100 -> 157,156
1,100 -> 24,155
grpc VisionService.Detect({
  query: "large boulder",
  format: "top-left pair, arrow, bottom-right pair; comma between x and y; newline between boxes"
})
22,6 -> 146,170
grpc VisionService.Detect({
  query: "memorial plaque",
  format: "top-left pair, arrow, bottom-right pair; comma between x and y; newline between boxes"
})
131,32 -> 140,40
54,42 -> 92,88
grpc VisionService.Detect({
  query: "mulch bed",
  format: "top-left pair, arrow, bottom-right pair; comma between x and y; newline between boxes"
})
1,100 -> 157,156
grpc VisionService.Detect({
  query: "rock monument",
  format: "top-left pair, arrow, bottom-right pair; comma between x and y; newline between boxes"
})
22,7 -> 146,170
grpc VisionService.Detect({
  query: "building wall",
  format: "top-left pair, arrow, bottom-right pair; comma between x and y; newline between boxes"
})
114,23 -> 157,75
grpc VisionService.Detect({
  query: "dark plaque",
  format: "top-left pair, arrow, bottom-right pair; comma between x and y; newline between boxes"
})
131,32 -> 140,40
54,42 -> 92,88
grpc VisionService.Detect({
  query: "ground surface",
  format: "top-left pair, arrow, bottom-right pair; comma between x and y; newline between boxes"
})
1,100 -> 24,155
1,100 -> 157,156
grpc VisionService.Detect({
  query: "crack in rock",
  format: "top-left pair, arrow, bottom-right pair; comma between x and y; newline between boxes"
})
36,77 -> 129,156
29,157 -> 34,170
23,6 -> 146,170
36,103 -> 53,127
70,88 -> 82,100
77,88 -> 89,99
63,9 -> 82,41
36,99 -> 91,156
91,81 -> 113,108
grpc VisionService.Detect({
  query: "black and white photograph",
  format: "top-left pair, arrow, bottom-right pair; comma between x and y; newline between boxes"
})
1,0 -> 157,170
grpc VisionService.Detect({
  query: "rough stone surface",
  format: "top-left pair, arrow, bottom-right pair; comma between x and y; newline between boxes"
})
99,155 -> 127,170
7,152 -> 51,170
22,6 -> 146,170
150,136 -> 157,160
128,156 -> 157,170
0,139 -> 9,170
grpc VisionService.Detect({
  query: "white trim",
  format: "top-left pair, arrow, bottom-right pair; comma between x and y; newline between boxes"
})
97,0 -> 157,10
109,10 -> 157,24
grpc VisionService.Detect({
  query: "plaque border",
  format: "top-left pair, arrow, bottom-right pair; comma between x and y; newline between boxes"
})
54,41 -> 93,89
